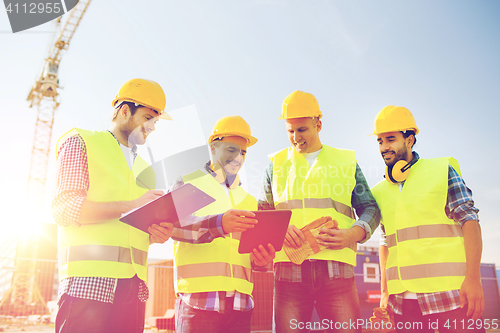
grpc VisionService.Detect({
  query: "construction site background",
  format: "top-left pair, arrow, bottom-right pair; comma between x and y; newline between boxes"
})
0,259 -> 274,332
1,224 -> 499,332
0,223 -> 274,332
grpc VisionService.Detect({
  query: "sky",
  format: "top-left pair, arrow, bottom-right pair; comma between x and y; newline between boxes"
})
0,0 -> 499,265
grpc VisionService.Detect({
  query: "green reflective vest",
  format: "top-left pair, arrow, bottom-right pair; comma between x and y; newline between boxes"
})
371,157 -> 466,294
270,146 -> 357,264
57,128 -> 155,282
174,169 -> 256,296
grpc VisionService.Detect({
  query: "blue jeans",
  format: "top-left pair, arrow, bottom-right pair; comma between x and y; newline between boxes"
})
274,260 -> 361,333
175,296 -> 253,333
56,276 -> 145,333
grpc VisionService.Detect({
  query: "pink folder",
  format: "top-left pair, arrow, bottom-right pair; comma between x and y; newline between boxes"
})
120,183 -> 215,234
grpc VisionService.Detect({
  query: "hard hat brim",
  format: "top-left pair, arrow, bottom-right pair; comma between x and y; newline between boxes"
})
113,98 -> 172,120
369,127 -> 419,136
159,111 -> 173,120
209,133 -> 258,147
278,114 -> 323,120
247,135 -> 258,147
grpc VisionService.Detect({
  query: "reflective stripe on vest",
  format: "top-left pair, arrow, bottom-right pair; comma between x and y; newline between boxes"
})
174,169 -> 255,295
270,146 -> 357,264
386,224 -> 463,248
386,262 -> 467,281
176,262 -> 251,281
276,198 -> 355,219
56,129 -> 153,281
59,245 -> 148,267
371,157 -> 466,294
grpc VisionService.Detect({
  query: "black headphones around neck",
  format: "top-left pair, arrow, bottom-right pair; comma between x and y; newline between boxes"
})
385,159 -> 417,184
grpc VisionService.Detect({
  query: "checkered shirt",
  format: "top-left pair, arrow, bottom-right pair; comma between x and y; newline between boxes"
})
178,291 -> 254,314
387,290 -> 462,316
381,152 -> 479,315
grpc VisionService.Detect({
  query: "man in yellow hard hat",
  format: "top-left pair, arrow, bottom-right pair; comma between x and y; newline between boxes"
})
170,115 -> 275,333
370,106 -> 485,333
52,78 -> 177,333
259,91 -> 380,333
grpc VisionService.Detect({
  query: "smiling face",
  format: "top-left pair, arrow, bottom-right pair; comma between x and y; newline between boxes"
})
377,131 -> 414,167
285,117 -> 322,154
122,106 -> 160,146
211,136 -> 248,176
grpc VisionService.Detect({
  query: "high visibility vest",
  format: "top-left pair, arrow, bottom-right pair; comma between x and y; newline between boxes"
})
371,157 -> 466,294
56,128 -> 155,282
174,169 -> 256,295
270,146 -> 357,264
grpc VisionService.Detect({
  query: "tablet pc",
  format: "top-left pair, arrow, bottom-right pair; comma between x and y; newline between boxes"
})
120,183 -> 215,233
238,210 -> 292,254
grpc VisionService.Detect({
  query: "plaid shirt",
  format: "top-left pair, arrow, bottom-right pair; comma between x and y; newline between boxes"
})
170,163 -> 256,313
258,157 -> 381,282
381,152 -> 479,315
52,132 -> 223,304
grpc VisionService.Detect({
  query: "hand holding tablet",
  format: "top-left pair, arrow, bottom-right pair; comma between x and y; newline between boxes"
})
238,210 -> 292,254
221,209 -> 258,233
250,243 -> 276,268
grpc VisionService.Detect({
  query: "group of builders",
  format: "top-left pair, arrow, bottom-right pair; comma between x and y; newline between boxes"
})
51,78 -> 485,333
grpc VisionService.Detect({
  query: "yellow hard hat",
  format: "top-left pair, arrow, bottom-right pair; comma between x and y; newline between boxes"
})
111,78 -> 172,120
279,90 -> 322,120
208,115 -> 258,147
373,105 -> 419,135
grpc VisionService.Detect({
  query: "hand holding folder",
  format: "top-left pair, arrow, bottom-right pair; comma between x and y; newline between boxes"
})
120,183 -> 215,233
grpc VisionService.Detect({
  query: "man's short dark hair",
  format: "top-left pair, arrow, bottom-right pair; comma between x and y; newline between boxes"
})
111,101 -> 141,121
402,130 -> 417,148
210,137 -> 223,147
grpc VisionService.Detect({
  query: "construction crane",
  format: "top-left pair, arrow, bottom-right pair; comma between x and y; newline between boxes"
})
0,0 -> 92,317
26,0 -> 91,211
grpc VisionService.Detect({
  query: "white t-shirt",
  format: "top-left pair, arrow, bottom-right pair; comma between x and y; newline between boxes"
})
120,143 -> 136,169
303,148 -> 322,166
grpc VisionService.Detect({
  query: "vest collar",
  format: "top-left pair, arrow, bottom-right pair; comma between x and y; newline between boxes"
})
106,130 -> 138,169
107,130 -> 138,156
287,145 -> 325,162
205,162 -> 241,189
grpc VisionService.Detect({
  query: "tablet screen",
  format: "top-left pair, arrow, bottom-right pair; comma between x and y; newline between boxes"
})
238,210 -> 292,254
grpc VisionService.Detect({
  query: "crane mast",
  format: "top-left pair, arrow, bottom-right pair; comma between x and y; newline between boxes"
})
0,0 -> 91,317
26,0 -> 91,211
